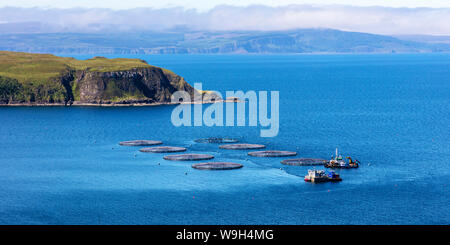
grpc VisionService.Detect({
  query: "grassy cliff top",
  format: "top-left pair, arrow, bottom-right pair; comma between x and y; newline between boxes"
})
0,51 -> 152,82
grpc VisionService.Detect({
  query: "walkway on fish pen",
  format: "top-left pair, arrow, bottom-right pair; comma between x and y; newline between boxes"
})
192,162 -> 243,170
163,153 -> 215,161
281,158 -> 327,166
248,150 -> 297,157
195,137 -> 239,143
140,146 -> 187,153
219,143 -> 266,150
119,140 -> 162,146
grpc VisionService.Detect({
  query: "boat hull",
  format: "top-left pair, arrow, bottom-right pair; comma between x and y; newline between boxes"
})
329,177 -> 342,182
304,177 -> 330,183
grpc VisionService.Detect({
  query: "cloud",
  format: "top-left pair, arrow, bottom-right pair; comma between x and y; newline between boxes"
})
0,5 -> 449,35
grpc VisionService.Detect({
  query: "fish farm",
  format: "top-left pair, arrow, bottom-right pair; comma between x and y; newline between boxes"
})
119,138 -> 360,184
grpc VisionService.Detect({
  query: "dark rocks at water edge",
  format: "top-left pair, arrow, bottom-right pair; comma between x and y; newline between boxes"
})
248,150 -> 297,157
281,158 -> 327,166
119,140 -> 163,146
194,137 -> 239,143
219,143 -> 266,150
140,146 -> 187,153
192,162 -> 243,170
163,153 -> 214,161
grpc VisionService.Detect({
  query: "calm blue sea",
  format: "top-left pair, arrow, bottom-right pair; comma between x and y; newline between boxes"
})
0,54 -> 449,224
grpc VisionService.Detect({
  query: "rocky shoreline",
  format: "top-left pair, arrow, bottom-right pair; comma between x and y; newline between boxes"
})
0,98 -> 241,107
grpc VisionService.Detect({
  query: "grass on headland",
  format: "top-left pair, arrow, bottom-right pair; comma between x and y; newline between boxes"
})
0,51 -> 152,83
0,51 -> 161,103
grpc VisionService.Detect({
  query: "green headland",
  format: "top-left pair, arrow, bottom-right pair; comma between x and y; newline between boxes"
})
0,51 -> 197,105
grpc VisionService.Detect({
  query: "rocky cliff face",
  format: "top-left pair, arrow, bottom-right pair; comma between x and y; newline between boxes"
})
0,67 -> 198,105
69,67 -> 195,104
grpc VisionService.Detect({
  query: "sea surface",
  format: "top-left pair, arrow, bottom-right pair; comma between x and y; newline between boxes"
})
0,54 -> 449,224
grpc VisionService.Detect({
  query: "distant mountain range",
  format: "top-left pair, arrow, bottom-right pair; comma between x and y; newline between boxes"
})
1,29 -> 450,54
394,35 -> 450,44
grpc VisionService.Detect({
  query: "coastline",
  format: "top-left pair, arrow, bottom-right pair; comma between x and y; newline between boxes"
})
0,99 -> 242,107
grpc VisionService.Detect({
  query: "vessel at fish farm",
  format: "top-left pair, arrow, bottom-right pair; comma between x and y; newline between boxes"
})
325,148 -> 360,169
327,171 -> 342,182
304,169 -> 342,183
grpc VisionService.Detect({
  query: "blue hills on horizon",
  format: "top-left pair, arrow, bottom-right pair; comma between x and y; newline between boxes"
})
1,28 -> 450,54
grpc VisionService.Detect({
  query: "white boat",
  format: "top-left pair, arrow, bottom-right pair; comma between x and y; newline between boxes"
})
304,170 -> 329,183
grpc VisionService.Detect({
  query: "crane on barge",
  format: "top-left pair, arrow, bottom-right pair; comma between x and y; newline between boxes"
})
325,148 -> 360,169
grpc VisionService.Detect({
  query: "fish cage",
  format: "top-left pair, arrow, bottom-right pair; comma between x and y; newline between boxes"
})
191,162 -> 243,170
163,153 -> 215,161
281,158 -> 327,166
194,137 -> 239,143
219,143 -> 266,150
248,150 -> 297,157
139,146 -> 187,153
119,140 -> 163,146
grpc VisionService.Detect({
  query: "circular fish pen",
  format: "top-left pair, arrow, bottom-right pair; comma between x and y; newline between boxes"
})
139,146 -> 187,153
194,137 -> 239,143
281,158 -> 327,166
119,140 -> 163,146
219,143 -> 266,150
248,150 -> 297,157
163,153 -> 214,161
192,162 -> 243,170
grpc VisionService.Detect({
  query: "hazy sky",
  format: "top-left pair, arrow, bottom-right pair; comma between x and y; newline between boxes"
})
2,0 -> 450,10
1,1 -> 450,35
